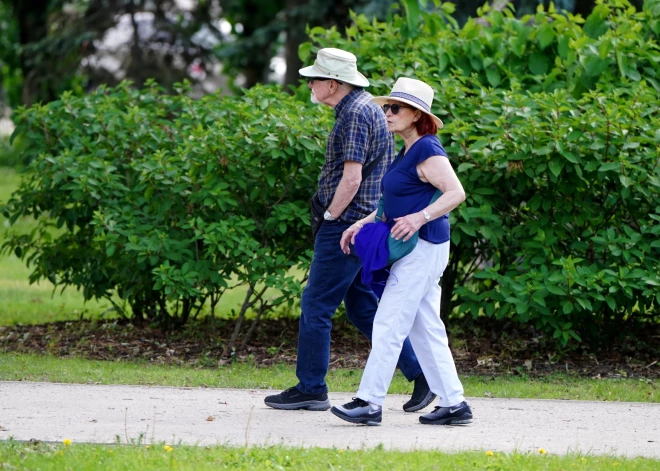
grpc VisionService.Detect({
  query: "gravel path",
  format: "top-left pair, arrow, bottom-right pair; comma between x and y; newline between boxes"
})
1,381 -> 658,457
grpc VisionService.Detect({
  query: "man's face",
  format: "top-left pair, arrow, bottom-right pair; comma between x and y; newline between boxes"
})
308,78 -> 334,105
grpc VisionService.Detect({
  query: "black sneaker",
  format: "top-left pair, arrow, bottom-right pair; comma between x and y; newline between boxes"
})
419,401 -> 473,425
403,374 -> 437,412
331,398 -> 382,426
264,386 -> 331,411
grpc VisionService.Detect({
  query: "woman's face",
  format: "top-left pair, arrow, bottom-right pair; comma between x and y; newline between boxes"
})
382,100 -> 420,135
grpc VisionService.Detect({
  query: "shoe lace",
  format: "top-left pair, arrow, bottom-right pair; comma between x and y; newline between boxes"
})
349,397 -> 370,407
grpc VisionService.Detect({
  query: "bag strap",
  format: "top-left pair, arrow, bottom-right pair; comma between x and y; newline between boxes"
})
361,145 -> 388,180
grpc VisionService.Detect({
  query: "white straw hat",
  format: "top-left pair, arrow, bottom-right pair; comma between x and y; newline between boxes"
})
299,48 -> 370,88
372,77 -> 444,128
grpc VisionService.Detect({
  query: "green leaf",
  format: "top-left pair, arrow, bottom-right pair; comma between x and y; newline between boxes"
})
548,158 -> 564,177
402,0 -> 421,37
536,23 -> 555,50
599,162 -> 620,172
583,4 -> 610,39
486,67 -> 501,88
619,175 -> 631,187
532,291 -> 547,307
529,52 -> 550,75
584,55 -> 609,77
298,42 -> 312,63
557,35 -> 570,59
575,297 -> 593,311
561,151 -> 579,163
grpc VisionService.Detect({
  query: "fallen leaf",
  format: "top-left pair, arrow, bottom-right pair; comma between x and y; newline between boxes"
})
206,416 -> 215,422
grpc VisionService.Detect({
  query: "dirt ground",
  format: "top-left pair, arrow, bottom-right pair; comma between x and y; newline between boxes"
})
1,316 -> 658,379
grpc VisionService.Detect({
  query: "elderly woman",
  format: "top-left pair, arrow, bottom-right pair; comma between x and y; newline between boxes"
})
332,77 -> 472,426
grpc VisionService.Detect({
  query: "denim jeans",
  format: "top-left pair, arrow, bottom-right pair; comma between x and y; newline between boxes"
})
296,219 -> 423,395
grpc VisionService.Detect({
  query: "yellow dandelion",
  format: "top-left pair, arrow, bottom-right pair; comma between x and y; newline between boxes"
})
485,450 -> 494,456
145,445 -> 150,449
164,445 -> 173,452
338,449 -> 344,454
63,438 -> 72,446
539,448 -> 546,454
54,451 -> 64,456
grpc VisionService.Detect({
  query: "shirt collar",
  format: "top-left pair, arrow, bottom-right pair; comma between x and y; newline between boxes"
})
334,88 -> 365,119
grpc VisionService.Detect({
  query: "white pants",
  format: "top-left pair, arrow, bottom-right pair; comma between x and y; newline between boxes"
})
357,239 -> 465,407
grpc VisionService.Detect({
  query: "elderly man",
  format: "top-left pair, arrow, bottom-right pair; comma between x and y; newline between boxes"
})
265,48 -> 434,413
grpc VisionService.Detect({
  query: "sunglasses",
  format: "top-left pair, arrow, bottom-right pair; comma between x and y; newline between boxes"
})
307,77 -> 343,85
382,103 -> 413,115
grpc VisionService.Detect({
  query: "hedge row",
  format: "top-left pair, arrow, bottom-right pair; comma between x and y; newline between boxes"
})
3,0 -> 659,347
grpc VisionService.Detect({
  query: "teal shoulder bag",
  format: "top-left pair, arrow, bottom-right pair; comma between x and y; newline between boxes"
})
376,190 -> 441,266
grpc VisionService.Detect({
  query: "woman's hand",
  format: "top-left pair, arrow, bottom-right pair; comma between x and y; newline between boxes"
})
340,222 -> 364,254
391,212 -> 426,242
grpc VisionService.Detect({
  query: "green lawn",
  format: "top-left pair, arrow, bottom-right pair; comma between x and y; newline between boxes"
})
1,353 -> 657,403
1,168 -> 116,324
0,440 -> 657,471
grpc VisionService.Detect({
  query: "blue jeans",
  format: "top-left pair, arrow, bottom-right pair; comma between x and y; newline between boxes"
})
296,219 -> 423,395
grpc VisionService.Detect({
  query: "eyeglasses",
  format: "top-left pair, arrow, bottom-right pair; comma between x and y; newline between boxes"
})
307,77 -> 343,85
382,103 -> 413,115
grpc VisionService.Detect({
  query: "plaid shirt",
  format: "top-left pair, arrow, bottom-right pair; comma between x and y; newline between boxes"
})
317,88 -> 394,223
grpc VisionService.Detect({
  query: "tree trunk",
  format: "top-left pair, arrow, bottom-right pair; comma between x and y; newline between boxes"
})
283,0 -> 305,90
14,0 -> 51,105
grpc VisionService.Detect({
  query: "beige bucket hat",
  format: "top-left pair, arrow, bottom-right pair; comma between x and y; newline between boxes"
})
372,77 -> 444,128
299,48 -> 370,88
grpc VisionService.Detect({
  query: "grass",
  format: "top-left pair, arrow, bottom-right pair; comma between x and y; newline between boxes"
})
1,353 -> 657,402
0,440 -> 658,470
1,168 -> 114,324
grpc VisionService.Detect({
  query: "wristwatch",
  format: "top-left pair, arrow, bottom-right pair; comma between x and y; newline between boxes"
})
323,210 -> 336,221
422,209 -> 431,222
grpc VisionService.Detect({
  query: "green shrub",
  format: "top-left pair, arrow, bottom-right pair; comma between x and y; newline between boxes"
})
2,81 -> 331,336
3,0 -> 659,349
446,82 -> 660,345
304,0 -> 660,344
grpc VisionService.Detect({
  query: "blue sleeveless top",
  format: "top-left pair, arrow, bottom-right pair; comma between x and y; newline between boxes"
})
381,134 -> 450,244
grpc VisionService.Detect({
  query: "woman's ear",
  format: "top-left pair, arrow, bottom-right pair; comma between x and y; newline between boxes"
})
413,110 -> 422,123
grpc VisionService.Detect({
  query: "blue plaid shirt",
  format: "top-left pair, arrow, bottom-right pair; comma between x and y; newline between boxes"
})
317,88 -> 394,223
